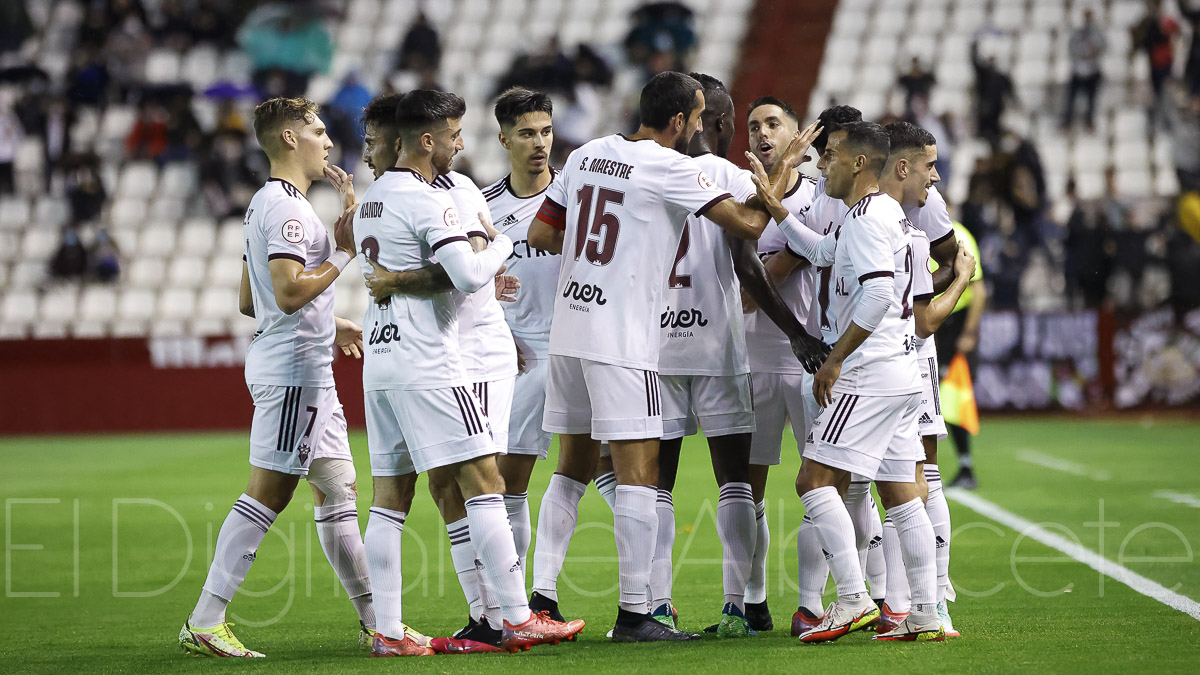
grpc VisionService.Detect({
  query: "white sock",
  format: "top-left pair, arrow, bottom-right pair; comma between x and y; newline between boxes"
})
745,499 -> 770,604
844,481 -> 886,600
800,486 -> 868,602
882,516 -> 910,613
465,495 -> 531,626
364,507 -> 406,639
889,498 -> 938,623
531,474 -> 587,601
447,517 -> 485,622
650,489 -> 675,609
614,484 -> 658,613
594,470 -> 618,511
924,464 -> 951,604
716,482 -> 755,612
191,494 -> 278,627
313,501 -> 372,627
795,514 -> 828,615
503,492 -> 532,572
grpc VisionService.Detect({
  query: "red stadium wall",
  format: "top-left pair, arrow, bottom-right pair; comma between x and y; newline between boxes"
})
0,337 -> 366,435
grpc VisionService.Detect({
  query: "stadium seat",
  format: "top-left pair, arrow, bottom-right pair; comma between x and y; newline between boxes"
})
34,197 -> 71,228
117,162 -> 159,200
117,288 -> 157,322
144,49 -> 182,84
168,256 -> 207,289
936,58 -> 973,90
71,319 -> 108,338
1155,169 -> 1180,198
207,256 -> 244,287
181,45 -> 220,90
9,260 -> 45,289
1030,0 -> 1066,28
108,198 -> 147,231
1070,138 -> 1109,172
159,164 -> 198,200
150,317 -> 187,337
1115,169 -> 1152,197
178,219 -> 217,253
128,259 -> 167,288
198,287 -> 238,320
137,225 -> 177,257
0,197 -> 31,231
216,221 -> 246,258
991,3 -> 1026,30
147,197 -> 186,224
1109,0 -> 1145,29
38,286 -> 78,324
21,229 -> 58,259
1075,170 -> 1105,200
1,289 -> 37,327
157,288 -> 197,321
79,286 -> 117,322
0,233 -> 16,263
950,2 -> 987,32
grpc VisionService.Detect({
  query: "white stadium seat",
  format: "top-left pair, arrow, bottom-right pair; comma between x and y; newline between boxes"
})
198,287 -> 238,320
9,261 -> 45,289
168,256 -> 208,289
1115,169 -> 1152,197
117,162 -> 159,200
21,229 -> 58,259
34,197 -> 71,228
181,45 -> 220,90
157,288 -> 197,321
128,259 -> 167,288
159,164 -> 198,200
216,221 -> 246,258
207,256 -> 244,287
38,286 -> 78,324
1,289 -> 38,326
118,288 -> 157,321
109,198 -> 148,231
137,225 -> 177,257
178,219 -> 217,253
144,49 -> 182,84
0,197 -> 31,231
79,286 -> 118,322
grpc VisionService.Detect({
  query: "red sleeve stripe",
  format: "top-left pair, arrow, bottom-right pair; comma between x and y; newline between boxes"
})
858,271 -> 894,282
914,292 -> 935,302
694,193 -> 732,219
538,197 -> 567,231
467,230 -> 488,239
431,235 -> 469,253
268,252 -> 305,265
929,230 -> 956,249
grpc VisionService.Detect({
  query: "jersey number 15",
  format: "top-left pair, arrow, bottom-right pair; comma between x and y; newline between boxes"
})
574,184 -> 624,266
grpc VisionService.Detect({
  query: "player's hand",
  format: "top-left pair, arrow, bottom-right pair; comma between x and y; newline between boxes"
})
334,316 -> 363,359
479,211 -> 501,240
334,204 -> 356,253
494,265 -> 520,302
779,120 -> 823,169
812,357 -> 842,407
516,344 -> 528,374
746,152 -> 789,222
364,258 -> 398,300
790,331 -> 831,375
953,244 -> 976,279
325,164 -> 355,208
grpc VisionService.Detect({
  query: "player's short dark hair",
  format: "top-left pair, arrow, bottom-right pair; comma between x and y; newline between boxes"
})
394,89 -> 466,140
746,96 -> 798,124
639,71 -> 703,130
688,72 -> 728,98
252,97 -> 319,155
837,120 -> 890,176
814,105 -> 862,155
884,121 -> 937,158
361,93 -> 404,135
494,87 -> 553,129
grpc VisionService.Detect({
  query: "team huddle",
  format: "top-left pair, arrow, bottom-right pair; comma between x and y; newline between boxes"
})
177,69 -> 977,658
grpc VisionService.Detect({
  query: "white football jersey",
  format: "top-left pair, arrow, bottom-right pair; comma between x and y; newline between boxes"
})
906,184 -> 955,249
804,176 -> 851,347
822,192 -> 920,396
243,178 -> 335,388
743,171 -> 820,375
658,152 -> 756,376
483,170 -> 562,347
541,134 -> 732,370
353,168 -> 470,391
433,171 -> 518,382
909,226 -> 938,356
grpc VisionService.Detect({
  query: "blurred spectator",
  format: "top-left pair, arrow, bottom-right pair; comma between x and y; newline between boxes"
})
90,229 -> 122,283
161,92 -> 205,163
18,92 -> 75,185
397,12 -> 441,75
63,152 -> 107,226
910,95 -> 955,187
201,130 -> 259,219
971,36 -> 1016,143
1182,2 -> 1200,95
214,97 -> 249,135
0,0 -> 33,54
103,0 -> 154,99
496,37 -> 575,96
0,89 -> 20,195
125,99 -> 168,161
325,73 -> 371,166
994,130 -> 1047,247
897,57 -> 936,118
1063,178 -> 1114,309
1061,8 -> 1106,132
155,0 -> 197,50
49,228 -> 89,279
1133,0 -> 1180,128
625,2 -> 696,74
66,48 -> 111,110
239,3 -> 333,98
1165,82 -> 1200,190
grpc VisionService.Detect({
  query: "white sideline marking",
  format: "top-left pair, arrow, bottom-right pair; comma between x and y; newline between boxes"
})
1154,490 -> 1200,510
946,488 -> 1200,622
1016,449 -> 1111,482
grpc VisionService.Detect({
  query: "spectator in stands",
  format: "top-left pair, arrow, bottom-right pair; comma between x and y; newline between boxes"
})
66,48 -> 111,110
89,228 -> 122,283
495,37 -> 575,96
1133,0 -> 1180,129
1064,177 -> 1114,309
49,228 -> 89,280
0,0 -> 33,54
200,129 -> 259,219
397,11 -> 441,76
22,91 -> 75,187
161,92 -> 204,163
239,3 -> 333,98
994,129 -> 1048,248
102,0 -> 153,99
125,99 -> 168,162
0,89 -> 19,195
971,36 -> 1016,143
1061,8 -> 1107,132
624,2 -> 697,74
63,152 -> 107,226
1181,2 -> 1200,95
155,0 -> 198,50
1165,81 -> 1200,190
324,73 -> 372,166
897,57 -> 936,118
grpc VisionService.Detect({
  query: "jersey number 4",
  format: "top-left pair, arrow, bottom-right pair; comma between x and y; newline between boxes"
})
574,184 -> 623,265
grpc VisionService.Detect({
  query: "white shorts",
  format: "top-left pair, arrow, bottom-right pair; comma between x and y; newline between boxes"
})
749,371 -> 810,466
660,373 -> 755,440
508,356 -> 552,458
917,354 -> 947,440
248,384 -> 351,475
803,391 -> 924,483
472,377 -> 515,453
364,385 -> 495,476
543,355 -> 663,441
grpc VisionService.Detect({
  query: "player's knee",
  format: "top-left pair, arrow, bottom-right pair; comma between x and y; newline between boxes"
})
307,458 -> 358,506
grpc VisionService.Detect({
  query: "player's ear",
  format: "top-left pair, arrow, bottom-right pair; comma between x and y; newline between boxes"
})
392,137 -> 402,156
280,127 -> 297,151
421,131 -> 434,153
498,130 -> 509,150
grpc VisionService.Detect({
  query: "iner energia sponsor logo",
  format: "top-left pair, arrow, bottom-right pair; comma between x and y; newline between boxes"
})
562,280 -> 606,312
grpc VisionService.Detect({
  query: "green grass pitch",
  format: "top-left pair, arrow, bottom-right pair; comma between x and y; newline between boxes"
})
3,416 -> 1200,673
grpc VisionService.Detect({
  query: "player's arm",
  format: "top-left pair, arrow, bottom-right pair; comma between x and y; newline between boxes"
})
239,261 -> 254,317
268,207 -> 355,315
728,234 -> 827,373
957,275 -> 987,353
746,155 -> 836,267
334,316 -> 363,358
701,195 -> 770,240
929,231 -> 960,294
364,258 -> 454,300
528,199 -> 565,254
432,215 -> 514,293
915,246 -> 975,339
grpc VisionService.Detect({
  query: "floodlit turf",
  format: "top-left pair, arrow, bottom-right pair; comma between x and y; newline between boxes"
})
3,417 -> 1199,673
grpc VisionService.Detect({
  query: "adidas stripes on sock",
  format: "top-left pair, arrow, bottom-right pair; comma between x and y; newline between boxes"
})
192,494 -> 278,627
800,486 -> 868,601
650,488 -> 675,610
881,516 -> 910,613
795,514 -> 829,615
595,471 -> 618,511
466,495 -> 531,627
925,464 -> 951,604
447,517 -> 486,623
503,492 -> 531,573
716,482 -> 756,613
889,498 -> 938,623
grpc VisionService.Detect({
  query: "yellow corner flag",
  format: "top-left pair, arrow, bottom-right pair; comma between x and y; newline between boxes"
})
939,353 -> 980,435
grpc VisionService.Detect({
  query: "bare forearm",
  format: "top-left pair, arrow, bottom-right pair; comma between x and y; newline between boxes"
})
731,237 -> 806,338
382,265 -> 455,295
918,273 -> 970,338
931,265 -> 956,294
829,321 -> 872,366
275,261 -> 343,314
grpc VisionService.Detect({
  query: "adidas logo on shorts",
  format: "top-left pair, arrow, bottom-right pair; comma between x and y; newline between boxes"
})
918,412 -> 934,425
